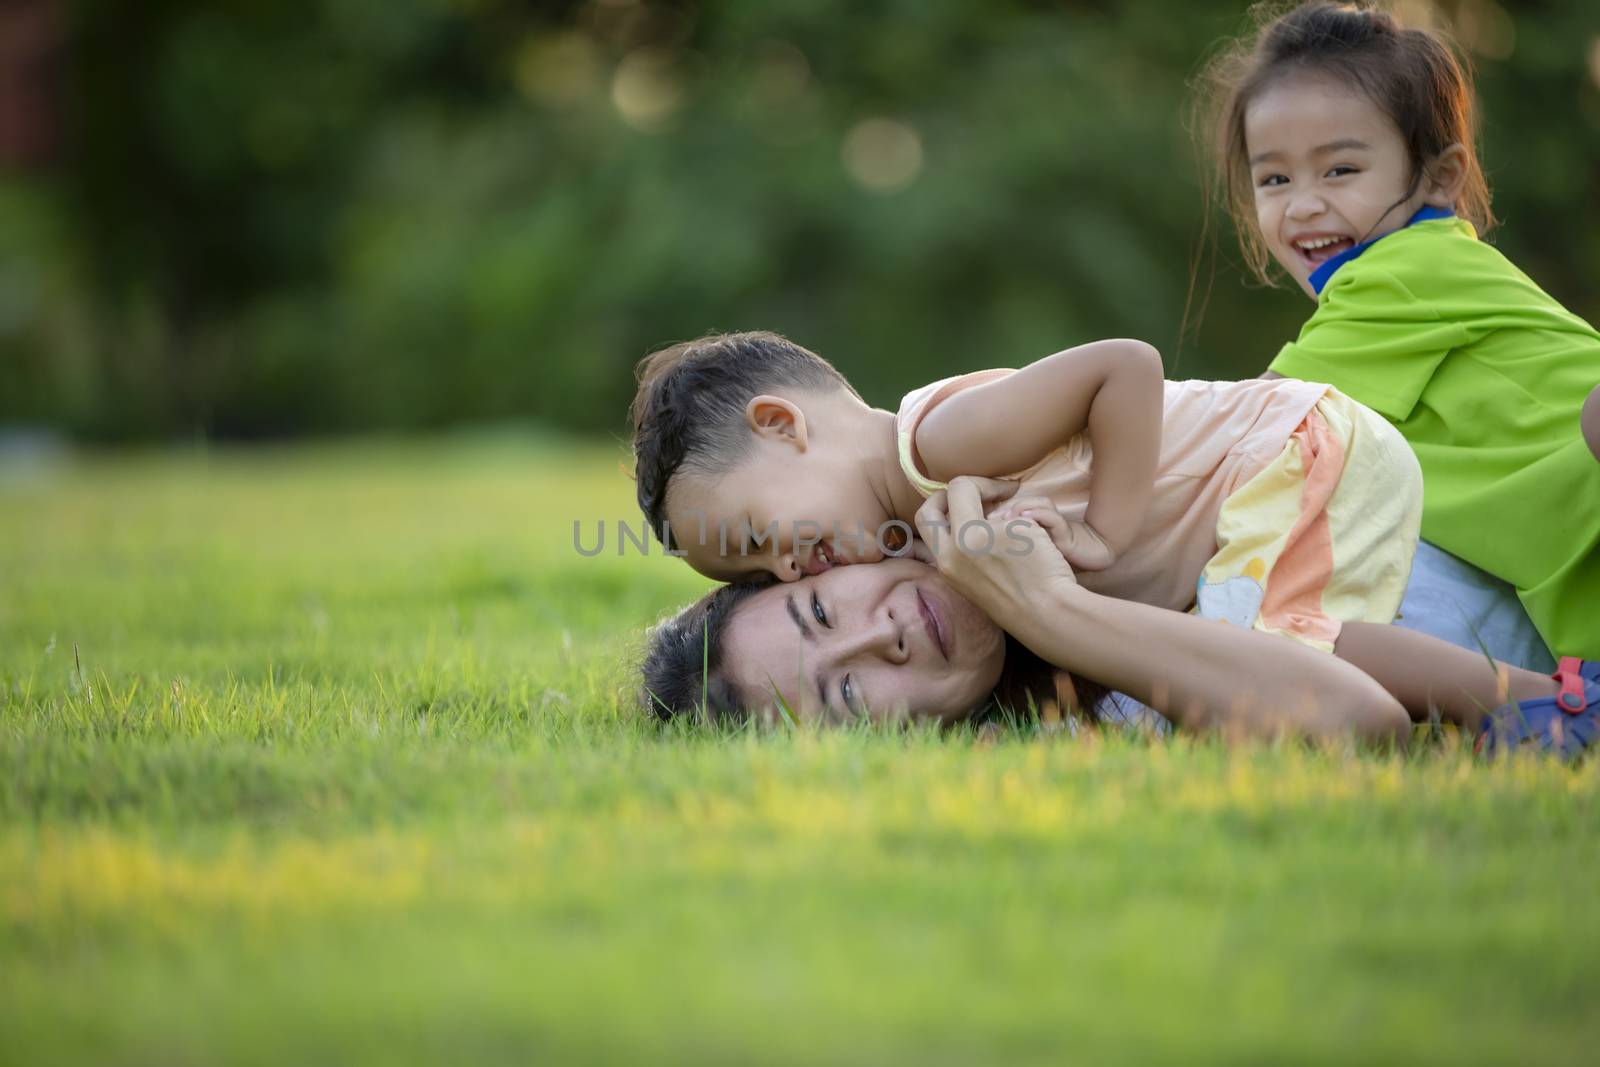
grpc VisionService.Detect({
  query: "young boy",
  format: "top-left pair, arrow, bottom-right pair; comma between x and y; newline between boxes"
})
631,330 -> 1417,644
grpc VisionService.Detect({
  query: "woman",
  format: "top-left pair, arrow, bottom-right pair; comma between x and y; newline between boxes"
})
643,479 -> 1591,748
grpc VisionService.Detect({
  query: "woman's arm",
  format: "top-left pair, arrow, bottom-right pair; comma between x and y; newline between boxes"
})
916,478 -> 1410,745
1013,580 -> 1409,743
914,339 -> 1163,571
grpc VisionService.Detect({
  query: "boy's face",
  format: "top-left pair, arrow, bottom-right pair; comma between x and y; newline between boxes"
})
1245,74 -> 1435,299
666,428 -> 899,583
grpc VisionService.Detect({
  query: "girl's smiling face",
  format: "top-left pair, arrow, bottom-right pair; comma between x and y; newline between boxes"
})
1244,73 -> 1449,298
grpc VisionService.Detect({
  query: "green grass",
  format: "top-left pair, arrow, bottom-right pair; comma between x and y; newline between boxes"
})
2,436 -> 1596,1066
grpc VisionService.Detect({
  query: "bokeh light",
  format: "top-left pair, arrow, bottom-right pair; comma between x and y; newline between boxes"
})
841,118 -> 923,193
1395,0 -> 1439,32
612,47 -> 686,131
1454,0 -> 1515,61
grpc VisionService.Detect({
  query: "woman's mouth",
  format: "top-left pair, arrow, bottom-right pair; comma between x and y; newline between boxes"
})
1292,233 -> 1355,267
917,587 -> 949,661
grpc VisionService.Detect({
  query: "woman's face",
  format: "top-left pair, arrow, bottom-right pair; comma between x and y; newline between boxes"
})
720,558 -> 1006,725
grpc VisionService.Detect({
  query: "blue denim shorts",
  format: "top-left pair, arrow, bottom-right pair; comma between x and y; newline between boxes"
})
1391,540 -> 1554,673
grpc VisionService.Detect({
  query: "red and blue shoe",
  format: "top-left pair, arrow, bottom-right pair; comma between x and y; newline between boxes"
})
1477,658 -> 1600,759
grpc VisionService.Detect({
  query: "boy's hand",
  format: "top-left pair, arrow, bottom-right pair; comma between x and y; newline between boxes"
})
988,496 -> 1117,571
901,477 -> 1020,568
913,478 -> 1079,633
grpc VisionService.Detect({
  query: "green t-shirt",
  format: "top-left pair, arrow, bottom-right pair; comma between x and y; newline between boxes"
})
1270,217 -> 1600,656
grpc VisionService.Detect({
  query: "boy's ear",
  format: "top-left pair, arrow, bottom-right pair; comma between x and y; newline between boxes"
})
1423,144 -> 1470,209
745,395 -> 808,451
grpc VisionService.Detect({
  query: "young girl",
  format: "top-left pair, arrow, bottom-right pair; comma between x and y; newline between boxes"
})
1197,1 -> 1600,662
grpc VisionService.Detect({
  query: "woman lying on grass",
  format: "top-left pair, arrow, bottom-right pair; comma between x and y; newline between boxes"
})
642,477 -> 1598,754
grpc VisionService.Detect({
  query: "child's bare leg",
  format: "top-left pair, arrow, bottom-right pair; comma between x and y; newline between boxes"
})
1582,382 -> 1600,463
1333,622 -> 1557,730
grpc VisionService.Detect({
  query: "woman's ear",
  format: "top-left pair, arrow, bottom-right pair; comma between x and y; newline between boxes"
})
745,395 -> 809,451
1423,144 -> 1471,209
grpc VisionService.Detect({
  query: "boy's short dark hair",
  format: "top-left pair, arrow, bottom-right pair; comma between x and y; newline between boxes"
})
629,331 -> 859,546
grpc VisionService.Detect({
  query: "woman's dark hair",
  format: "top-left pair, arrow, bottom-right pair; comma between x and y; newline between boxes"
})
1196,0 -> 1494,286
987,635 -> 1110,730
640,579 -> 1110,729
629,331 -> 860,549
640,577 -> 776,725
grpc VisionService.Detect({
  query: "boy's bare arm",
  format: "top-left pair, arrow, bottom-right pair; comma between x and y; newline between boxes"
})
914,339 -> 1164,567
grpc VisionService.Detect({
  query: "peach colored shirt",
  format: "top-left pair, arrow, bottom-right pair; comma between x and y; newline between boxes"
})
896,372 -> 1331,611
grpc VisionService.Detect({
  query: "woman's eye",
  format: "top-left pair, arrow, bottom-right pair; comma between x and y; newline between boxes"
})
811,592 -> 829,628
842,675 -> 856,710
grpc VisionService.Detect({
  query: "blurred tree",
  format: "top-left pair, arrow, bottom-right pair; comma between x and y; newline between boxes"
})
0,0 -> 1595,440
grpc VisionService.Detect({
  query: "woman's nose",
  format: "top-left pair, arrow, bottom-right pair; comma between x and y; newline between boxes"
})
832,608 -> 909,665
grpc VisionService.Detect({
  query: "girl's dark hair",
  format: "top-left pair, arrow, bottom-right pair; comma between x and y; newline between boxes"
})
1196,0 -> 1494,286
640,580 -> 1110,729
629,331 -> 860,549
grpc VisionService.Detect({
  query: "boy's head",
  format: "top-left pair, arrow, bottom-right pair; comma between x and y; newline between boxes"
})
630,331 -> 896,582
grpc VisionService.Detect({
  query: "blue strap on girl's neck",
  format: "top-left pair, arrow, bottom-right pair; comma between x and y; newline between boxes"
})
1308,206 -> 1456,295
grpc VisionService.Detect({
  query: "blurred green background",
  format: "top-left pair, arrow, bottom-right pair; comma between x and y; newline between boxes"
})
2,0 -> 1597,442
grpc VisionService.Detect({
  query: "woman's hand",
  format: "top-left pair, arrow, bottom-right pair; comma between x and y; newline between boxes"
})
986,495 -> 1117,572
912,476 -> 1079,633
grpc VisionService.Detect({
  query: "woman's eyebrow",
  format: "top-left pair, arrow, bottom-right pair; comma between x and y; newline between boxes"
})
785,594 -> 816,642
783,593 -> 832,715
